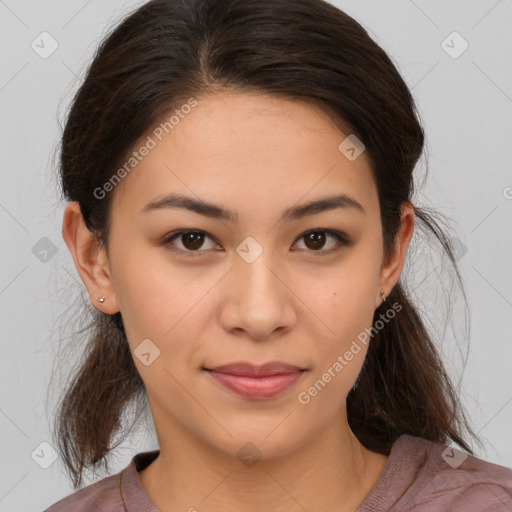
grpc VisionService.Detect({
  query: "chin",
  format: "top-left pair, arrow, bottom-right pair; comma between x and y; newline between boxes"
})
202,420 -> 308,464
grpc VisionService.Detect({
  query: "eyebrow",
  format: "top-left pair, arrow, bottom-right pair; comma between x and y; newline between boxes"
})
140,192 -> 365,222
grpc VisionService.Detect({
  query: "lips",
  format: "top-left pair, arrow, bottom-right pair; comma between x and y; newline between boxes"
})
205,361 -> 304,376
203,361 -> 306,399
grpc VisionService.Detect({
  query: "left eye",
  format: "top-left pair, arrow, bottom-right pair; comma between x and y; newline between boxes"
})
293,229 -> 348,253
162,229 -> 349,256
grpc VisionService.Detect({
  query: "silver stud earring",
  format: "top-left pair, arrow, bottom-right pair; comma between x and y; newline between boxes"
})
98,297 -> 105,303
380,290 -> 386,302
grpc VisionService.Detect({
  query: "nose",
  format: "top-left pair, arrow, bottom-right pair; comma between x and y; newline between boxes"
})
217,253 -> 298,341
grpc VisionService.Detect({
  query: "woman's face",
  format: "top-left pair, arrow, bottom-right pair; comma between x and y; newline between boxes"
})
100,91 -> 408,460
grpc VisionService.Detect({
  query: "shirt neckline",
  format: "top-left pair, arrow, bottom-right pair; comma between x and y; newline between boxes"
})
356,434 -> 431,511
121,449 -> 161,511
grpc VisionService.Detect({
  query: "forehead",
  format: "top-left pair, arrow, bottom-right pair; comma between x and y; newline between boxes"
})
111,91 -> 377,222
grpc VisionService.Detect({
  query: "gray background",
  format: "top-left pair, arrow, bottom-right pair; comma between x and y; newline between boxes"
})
0,0 -> 511,510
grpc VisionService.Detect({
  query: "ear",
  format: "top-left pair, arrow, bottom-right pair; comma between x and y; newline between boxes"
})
376,202 -> 415,308
61,201 -> 120,314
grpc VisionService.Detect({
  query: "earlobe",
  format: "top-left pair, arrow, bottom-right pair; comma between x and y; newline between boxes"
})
61,201 -> 120,314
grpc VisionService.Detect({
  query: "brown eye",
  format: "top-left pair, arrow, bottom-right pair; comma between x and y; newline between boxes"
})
164,230 -> 218,255
181,231 -> 206,250
304,231 -> 327,250
162,228 -> 349,258
294,229 -> 349,253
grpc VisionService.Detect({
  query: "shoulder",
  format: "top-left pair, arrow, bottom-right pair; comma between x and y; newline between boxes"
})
43,471 -> 124,511
42,449 -> 160,512
397,435 -> 512,511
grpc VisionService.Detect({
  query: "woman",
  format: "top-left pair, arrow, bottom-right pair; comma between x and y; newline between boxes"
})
44,0 -> 512,510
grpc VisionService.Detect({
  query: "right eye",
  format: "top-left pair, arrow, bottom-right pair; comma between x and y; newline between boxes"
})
162,230 -> 222,256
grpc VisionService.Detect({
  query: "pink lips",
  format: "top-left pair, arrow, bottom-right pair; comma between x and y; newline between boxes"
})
204,362 -> 305,399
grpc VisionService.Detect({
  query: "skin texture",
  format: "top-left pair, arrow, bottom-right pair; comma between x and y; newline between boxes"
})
62,91 -> 414,512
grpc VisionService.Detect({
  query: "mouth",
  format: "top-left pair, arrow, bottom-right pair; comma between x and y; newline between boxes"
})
202,362 -> 307,400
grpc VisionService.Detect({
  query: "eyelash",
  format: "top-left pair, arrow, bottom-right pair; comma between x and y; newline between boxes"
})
161,228 -> 350,258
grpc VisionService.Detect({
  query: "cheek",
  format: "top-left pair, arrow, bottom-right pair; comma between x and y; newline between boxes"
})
319,297 -> 374,380
296,323 -> 370,417
298,290 -> 375,411
306,263 -> 378,337
301,263 -> 378,387
109,244 -> 203,345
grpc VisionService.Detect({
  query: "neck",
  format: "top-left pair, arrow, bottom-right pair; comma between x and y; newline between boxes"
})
138,411 -> 389,512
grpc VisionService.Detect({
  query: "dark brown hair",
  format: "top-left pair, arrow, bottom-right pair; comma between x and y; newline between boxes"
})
51,0 -> 478,488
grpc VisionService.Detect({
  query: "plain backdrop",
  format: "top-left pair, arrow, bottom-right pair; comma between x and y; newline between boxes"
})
0,0 -> 511,510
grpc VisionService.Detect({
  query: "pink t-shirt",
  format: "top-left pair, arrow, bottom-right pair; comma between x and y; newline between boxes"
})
43,434 -> 512,511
